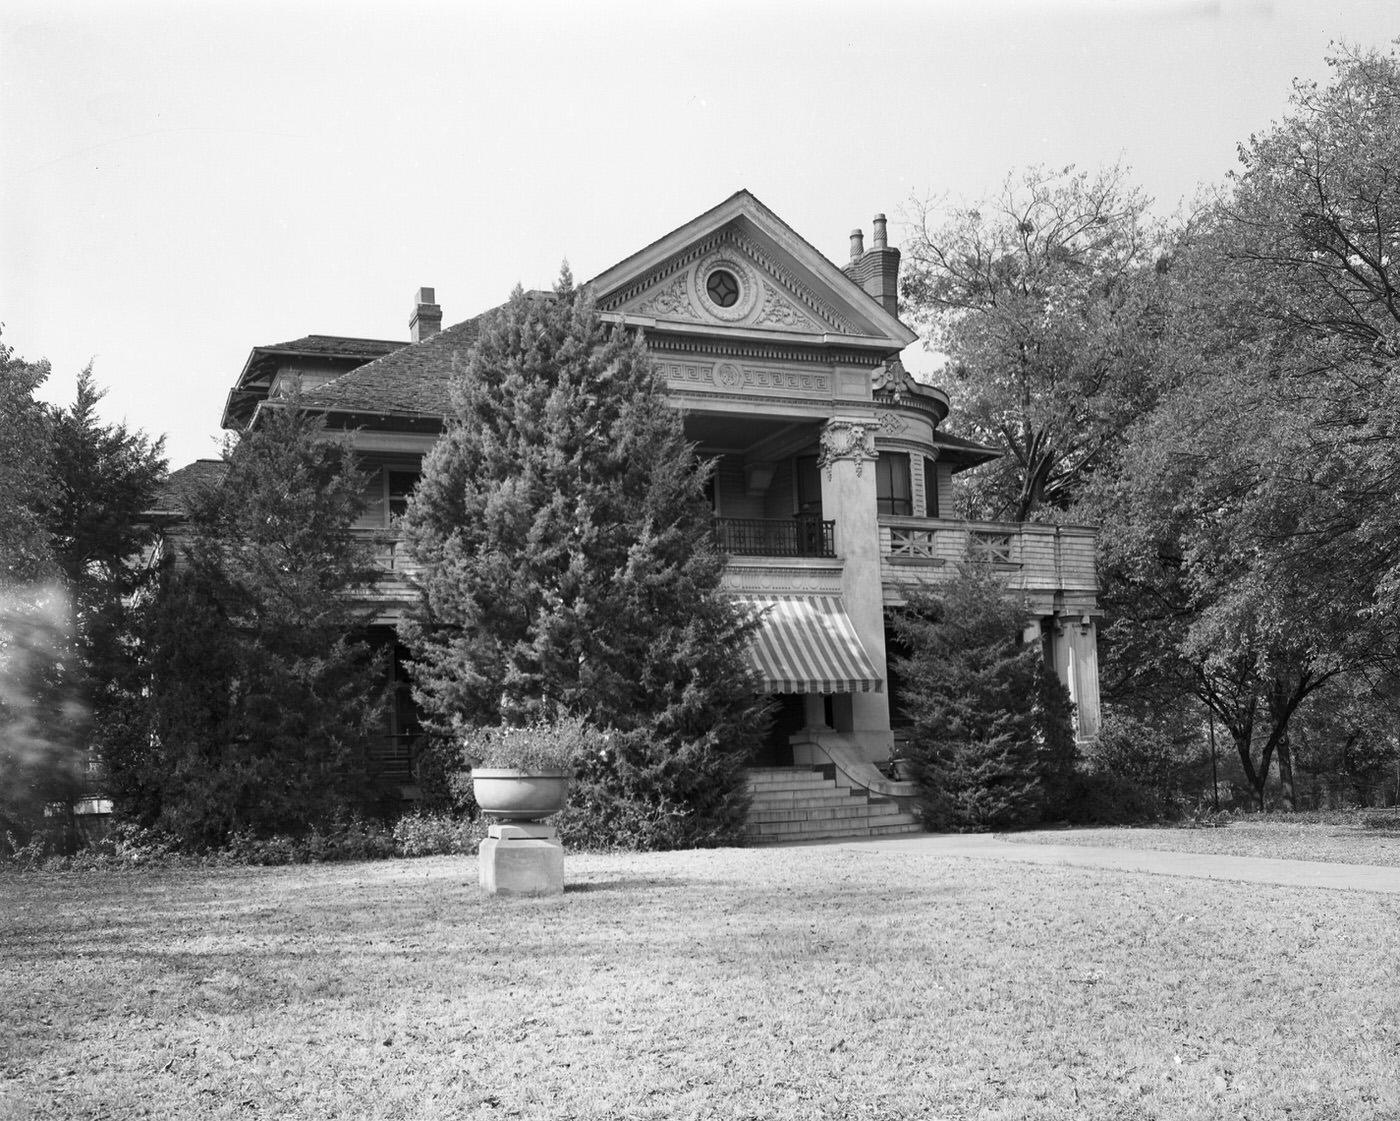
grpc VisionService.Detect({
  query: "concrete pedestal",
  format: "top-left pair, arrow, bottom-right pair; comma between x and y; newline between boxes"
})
479,822 -> 564,897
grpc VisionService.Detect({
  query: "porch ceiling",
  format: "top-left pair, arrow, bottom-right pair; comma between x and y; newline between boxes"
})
685,414 -> 818,456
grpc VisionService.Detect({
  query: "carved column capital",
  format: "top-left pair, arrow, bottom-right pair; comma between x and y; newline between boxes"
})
819,418 -> 878,479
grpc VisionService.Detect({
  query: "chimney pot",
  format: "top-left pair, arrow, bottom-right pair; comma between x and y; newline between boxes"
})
849,228 -> 865,261
872,214 -> 888,249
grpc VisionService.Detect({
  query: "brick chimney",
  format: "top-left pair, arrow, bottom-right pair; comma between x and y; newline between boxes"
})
841,214 -> 901,317
410,287 -> 442,343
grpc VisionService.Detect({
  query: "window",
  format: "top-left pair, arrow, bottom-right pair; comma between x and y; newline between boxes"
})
796,455 -> 822,515
706,269 -> 740,308
363,467 -> 419,528
876,452 -> 911,516
923,456 -> 939,518
387,470 -> 416,523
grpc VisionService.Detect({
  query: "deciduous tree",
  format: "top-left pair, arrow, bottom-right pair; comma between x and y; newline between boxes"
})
902,164 -> 1165,521
1086,44 -> 1400,810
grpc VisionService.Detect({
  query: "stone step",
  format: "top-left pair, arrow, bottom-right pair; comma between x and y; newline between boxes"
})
751,807 -> 917,831
748,802 -> 907,824
742,767 -> 921,844
744,772 -> 833,790
744,778 -> 840,794
747,816 -> 923,844
747,792 -> 867,810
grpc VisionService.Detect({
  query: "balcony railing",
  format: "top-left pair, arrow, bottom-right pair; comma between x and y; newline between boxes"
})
371,733 -> 419,784
881,516 -> 1098,594
713,516 -> 835,558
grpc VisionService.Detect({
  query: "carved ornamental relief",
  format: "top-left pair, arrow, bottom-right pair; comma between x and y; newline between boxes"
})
616,230 -> 850,334
754,281 -> 817,331
635,275 -> 702,321
819,419 -> 878,479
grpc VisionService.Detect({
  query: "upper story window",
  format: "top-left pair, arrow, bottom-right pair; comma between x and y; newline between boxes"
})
387,470 -> 416,522
796,455 -> 822,516
923,456 -> 939,518
877,452 -> 912,516
362,466 -> 419,528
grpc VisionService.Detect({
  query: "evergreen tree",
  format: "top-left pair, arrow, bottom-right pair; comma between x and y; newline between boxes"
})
1034,658 -> 1078,821
402,270 -> 766,849
108,403 -> 386,846
891,563 -> 1043,831
0,329 -> 57,584
48,369 -> 167,775
1,346 -> 165,853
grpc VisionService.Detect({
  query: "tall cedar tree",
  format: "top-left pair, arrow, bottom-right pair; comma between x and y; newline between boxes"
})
109,404 -> 385,846
402,271 -> 766,849
1,350 -> 164,852
892,563 -> 1044,831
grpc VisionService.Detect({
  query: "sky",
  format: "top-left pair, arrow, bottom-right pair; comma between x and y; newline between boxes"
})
2,0 -> 1396,470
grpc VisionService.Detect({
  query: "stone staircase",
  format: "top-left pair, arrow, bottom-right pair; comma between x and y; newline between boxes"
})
744,766 -> 923,844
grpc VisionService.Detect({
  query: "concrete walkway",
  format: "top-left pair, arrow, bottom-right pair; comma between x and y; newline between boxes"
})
832,833 -> 1400,895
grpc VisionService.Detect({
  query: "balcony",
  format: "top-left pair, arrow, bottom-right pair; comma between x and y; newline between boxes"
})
713,515 -> 835,558
880,516 -> 1098,605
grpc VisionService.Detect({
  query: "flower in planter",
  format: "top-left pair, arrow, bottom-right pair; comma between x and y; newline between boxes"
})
459,714 -> 602,773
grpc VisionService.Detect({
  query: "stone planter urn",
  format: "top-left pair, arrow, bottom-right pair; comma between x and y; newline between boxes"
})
471,768 -> 570,821
472,768 -> 570,898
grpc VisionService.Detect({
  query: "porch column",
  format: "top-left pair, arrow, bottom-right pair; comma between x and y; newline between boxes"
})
1068,616 -> 1101,740
819,416 -> 893,761
1051,614 -> 1102,742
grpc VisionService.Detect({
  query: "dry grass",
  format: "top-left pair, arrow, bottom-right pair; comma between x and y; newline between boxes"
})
1013,817 -> 1400,867
3,846 -> 1398,1120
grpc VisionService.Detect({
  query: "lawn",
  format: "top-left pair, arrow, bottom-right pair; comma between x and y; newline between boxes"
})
1012,816 -> 1400,867
3,843 -> 1398,1120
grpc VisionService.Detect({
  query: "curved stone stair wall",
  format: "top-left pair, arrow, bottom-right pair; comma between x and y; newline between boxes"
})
744,767 -> 923,844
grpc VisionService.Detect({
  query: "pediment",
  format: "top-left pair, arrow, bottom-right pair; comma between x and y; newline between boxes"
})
588,191 -> 917,349
604,227 -> 844,335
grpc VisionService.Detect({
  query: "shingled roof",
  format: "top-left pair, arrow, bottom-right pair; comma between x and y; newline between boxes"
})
147,458 -> 228,518
299,315 -> 488,418
222,335 -> 408,428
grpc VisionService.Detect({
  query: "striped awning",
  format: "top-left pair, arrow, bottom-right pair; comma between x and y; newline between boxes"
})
738,596 -> 884,694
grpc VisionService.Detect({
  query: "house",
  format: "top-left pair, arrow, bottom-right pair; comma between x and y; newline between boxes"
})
203,191 -> 1101,830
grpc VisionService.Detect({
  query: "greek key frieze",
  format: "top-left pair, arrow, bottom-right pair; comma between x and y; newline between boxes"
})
656,360 -> 829,397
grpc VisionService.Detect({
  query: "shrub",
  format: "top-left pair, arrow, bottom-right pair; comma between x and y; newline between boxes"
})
223,817 -> 396,865
393,811 -> 484,857
1071,709 -> 1210,823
